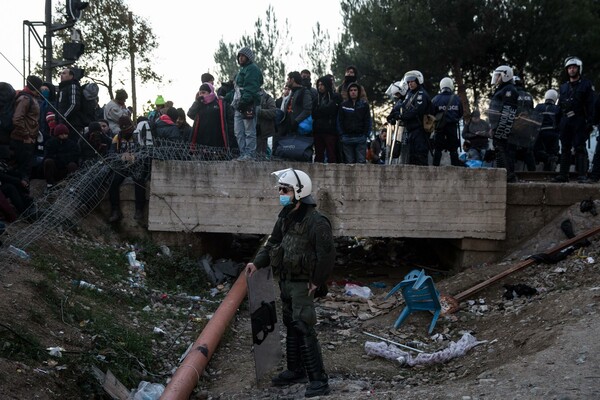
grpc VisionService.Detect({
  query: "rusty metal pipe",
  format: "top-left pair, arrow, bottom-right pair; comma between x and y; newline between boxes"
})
160,273 -> 248,400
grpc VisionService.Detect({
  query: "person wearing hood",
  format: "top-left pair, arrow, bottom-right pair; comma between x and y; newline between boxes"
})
154,106 -> 182,145
313,75 -> 341,163
10,75 -> 42,184
187,83 -> 235,152
337,82 -> 371,163
43,123 -> 79,192
224,47 -> 264,160
337,65 -> 368,102
245,168 -> 334,398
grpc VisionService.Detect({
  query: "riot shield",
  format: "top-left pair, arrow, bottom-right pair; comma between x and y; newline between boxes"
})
247,266 -> 282,385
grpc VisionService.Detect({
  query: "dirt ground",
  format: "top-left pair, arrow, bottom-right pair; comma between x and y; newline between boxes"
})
0,203 -> 599,399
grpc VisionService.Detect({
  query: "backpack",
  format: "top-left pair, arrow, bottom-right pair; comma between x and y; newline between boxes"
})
0,82 -> 16,141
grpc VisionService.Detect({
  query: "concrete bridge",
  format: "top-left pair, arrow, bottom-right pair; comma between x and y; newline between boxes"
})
128,161 -> 600,268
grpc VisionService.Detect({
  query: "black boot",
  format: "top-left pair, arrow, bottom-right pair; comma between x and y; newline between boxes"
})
575,153 -> 590,183
271,330 -> 307,386
552,153 -> 570,182
300,333 -> 330,398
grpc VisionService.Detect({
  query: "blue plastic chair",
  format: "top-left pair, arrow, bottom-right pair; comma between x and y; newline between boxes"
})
385,269 -> 442,334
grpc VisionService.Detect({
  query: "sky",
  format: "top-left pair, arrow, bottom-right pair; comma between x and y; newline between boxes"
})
1,0 -> 343,117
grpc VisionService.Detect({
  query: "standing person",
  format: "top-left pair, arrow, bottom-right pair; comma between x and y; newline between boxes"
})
488,65 -> 519,182
533,89 -> 561,171
224,47 -> 263,161
257,89 -> 277,156
187,83 -> 234,152
313,75 -> 340,163
245,168 -> 334,398
552,57 -> 595,182
10,75 -> 42,185
337,65 -> 368,102
104,89 -> 131,135
512,76 -> 537,171
431,77 -> 463,166
175,108 -> 192,143
337,82 -> 370,163
57,67 -> 84,140
279,72 -> 313,139
399,70 -> 432,166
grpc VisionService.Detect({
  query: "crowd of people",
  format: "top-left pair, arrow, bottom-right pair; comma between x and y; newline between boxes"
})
1,49 -> 599,224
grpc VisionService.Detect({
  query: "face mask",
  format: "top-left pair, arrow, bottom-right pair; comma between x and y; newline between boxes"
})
279,195 -> 292,207
41,89 -> 50,99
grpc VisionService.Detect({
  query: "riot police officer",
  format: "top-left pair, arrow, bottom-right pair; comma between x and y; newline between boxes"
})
488,65 -> 519,182
431,77 -> 463,166
245,168 -> 335,398
398,70 -> 432,166
533,89 -> 561,171
553,56 -> 595,182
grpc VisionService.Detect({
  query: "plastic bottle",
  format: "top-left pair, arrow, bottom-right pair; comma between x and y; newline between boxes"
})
8,245 -> 30,260
72,280 -> 103,292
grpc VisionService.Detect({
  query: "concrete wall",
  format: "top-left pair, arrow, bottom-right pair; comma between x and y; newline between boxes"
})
148,161 -> 507,240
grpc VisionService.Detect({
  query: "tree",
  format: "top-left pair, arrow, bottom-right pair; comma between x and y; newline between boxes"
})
302,23 -> 333,78
333,0 -> 600,114
53,0 -> 162,100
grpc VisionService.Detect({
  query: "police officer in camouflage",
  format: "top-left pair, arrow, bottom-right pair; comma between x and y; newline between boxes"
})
245,168 -> 335,398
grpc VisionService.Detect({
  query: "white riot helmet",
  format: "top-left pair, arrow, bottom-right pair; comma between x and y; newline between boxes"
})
564,56 -> 583,75
491,65 -> 514,85
544,89 -> 558,103
403,70 -> 424,85
385,80 -> 408,100
272,168 -> 315,205
440,77 -> 454,92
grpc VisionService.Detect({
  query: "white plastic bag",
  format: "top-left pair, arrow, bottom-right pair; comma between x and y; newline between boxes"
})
132,381 -> 165,400
344,283 -> 372,299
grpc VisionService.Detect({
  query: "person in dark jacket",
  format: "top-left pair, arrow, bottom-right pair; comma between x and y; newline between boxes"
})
43,123 -> 79,191
245,168 -> 334,398
176,108 -> 192,143
533,89 -> 561,171
553,57 -> 595,182
399,70 -> 432,166
337,82 -> 371,163
313,76 -> 340,163
488,65 -> 519,182
187,83 -> 235,154
257,89 -> 277,156
154,107 -> 182,145
57,67 -> 84,140
431,77 -> 463,166
462,110 -> 491,161
79,121 -> 111,164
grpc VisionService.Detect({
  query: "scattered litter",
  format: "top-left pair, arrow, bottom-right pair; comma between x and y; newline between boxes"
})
72,280 -> 103,292
142,306 -> 151,312
365,332 -> 486,366
126,251 -> 146,288
153,327 -> 166,335
503,284 -> 538,300
159,245 -> 171,257
200,255 -> 243,285
210,288 -> 219,297
8,244 -> 30,260
554,267 -> 567,273
586,256 -> 595,264
133,381 -> 165,400
46,347 -> 65,357
344,283 -> 373,299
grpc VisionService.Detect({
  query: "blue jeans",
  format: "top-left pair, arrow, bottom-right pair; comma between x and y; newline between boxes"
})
234,106 -> 259,158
